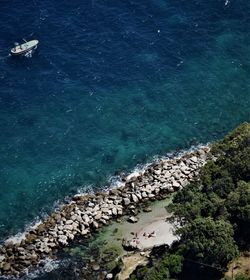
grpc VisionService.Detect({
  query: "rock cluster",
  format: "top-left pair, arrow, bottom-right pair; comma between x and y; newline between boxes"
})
0,146 -> 212,278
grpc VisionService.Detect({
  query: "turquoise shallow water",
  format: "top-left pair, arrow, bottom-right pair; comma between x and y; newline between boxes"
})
0,0 -> 249,242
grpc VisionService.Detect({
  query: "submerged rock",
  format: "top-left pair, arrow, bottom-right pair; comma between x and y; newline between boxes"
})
128,216 -> 138,223
143,207 -> 152,213
92,263 -> 100,271
131,194 -> 139,203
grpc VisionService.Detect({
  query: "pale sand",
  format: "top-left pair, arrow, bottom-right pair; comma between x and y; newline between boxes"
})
90,198 -> 177,280
117,216 -> 176,280
95,198 -> 177,251
120,199 -> 177,250
136,218 -> 176,249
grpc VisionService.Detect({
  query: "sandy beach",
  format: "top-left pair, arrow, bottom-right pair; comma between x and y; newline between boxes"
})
0,146 -> 209,278
94,197 -> 177,251
136,217 -> 176,249
88,197 -> 177,279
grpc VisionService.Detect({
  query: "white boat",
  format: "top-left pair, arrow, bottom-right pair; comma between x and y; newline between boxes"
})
10,39 -> 39,56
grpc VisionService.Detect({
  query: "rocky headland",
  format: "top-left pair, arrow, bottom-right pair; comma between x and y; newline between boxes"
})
0,145 -> 213,278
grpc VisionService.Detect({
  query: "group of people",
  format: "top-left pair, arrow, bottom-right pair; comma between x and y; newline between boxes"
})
132,230 -> 157,240
143,231 -> 156,238
122,230 -> 157,249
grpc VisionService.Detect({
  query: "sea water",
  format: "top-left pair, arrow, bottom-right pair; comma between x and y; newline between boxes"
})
0,0 -> 249,252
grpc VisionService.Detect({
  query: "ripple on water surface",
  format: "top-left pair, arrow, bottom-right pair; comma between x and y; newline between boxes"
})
0,0 -> 249,241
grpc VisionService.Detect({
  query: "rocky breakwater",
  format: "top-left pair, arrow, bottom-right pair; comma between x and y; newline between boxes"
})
0,145 -> 212,278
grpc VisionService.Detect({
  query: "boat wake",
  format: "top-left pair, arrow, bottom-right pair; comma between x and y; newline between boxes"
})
23,48 -> 36,58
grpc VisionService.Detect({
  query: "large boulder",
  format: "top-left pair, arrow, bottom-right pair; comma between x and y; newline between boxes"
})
92,221 -> 99,229
94,213 -> 102,220
131,194 -> 139,203
58,235 -> 68,245
112,208 -> 118,216
123,197 -> 130,205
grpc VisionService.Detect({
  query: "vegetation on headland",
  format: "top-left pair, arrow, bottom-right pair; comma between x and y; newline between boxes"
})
129,122 -> 250,280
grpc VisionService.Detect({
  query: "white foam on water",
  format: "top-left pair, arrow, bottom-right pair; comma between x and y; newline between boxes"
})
21,258 -> 60,280
4,218 -> 42,246
3,198 -> 64,245
3,143 -> 210,246
105,142 -> 210,193
0,143 -> 211,278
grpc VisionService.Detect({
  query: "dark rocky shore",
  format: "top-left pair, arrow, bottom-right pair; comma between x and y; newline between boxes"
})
0,145 -> 213,279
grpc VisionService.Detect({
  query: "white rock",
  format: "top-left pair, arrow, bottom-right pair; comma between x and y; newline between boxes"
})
75,209 -> 83,216
94,213 -> 102,220
100,219 -> 107,225
92,221 -> 99,229
154,188 -> 160,194
106,273 -> 113,279
72,221 -> 79,229
172,181 -> 180,188
154,169 -> 162,175
81,229 -> 89,235
142,191 -> 147,198
181,168 -> 190,175
101,207 -> 110,213
136,192 -> 142,200
70,214 -> 78,221
101,203 -> 109,208
160,184 -> 168,190
76,216 -> 84,223
93,205 -> 100,211
102,215 -> 110,220
58,235 -> 68,245
64,224 -> 73,231
123,197 -> 130,205
174,172 -> 181,180
131,194 -> 139,203
58,225 -> 64,231
190,156 -> 198,163
83,215 -> 90,224
67,233 -> 74,240
128,216 -> 138,223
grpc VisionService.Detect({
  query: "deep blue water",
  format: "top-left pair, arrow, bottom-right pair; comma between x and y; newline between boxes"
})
0,0 -> 249,243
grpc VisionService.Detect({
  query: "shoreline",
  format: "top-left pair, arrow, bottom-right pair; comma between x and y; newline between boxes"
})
2,144 -> 207,244
75,197 -> 175,280
0,144 -> 213,278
